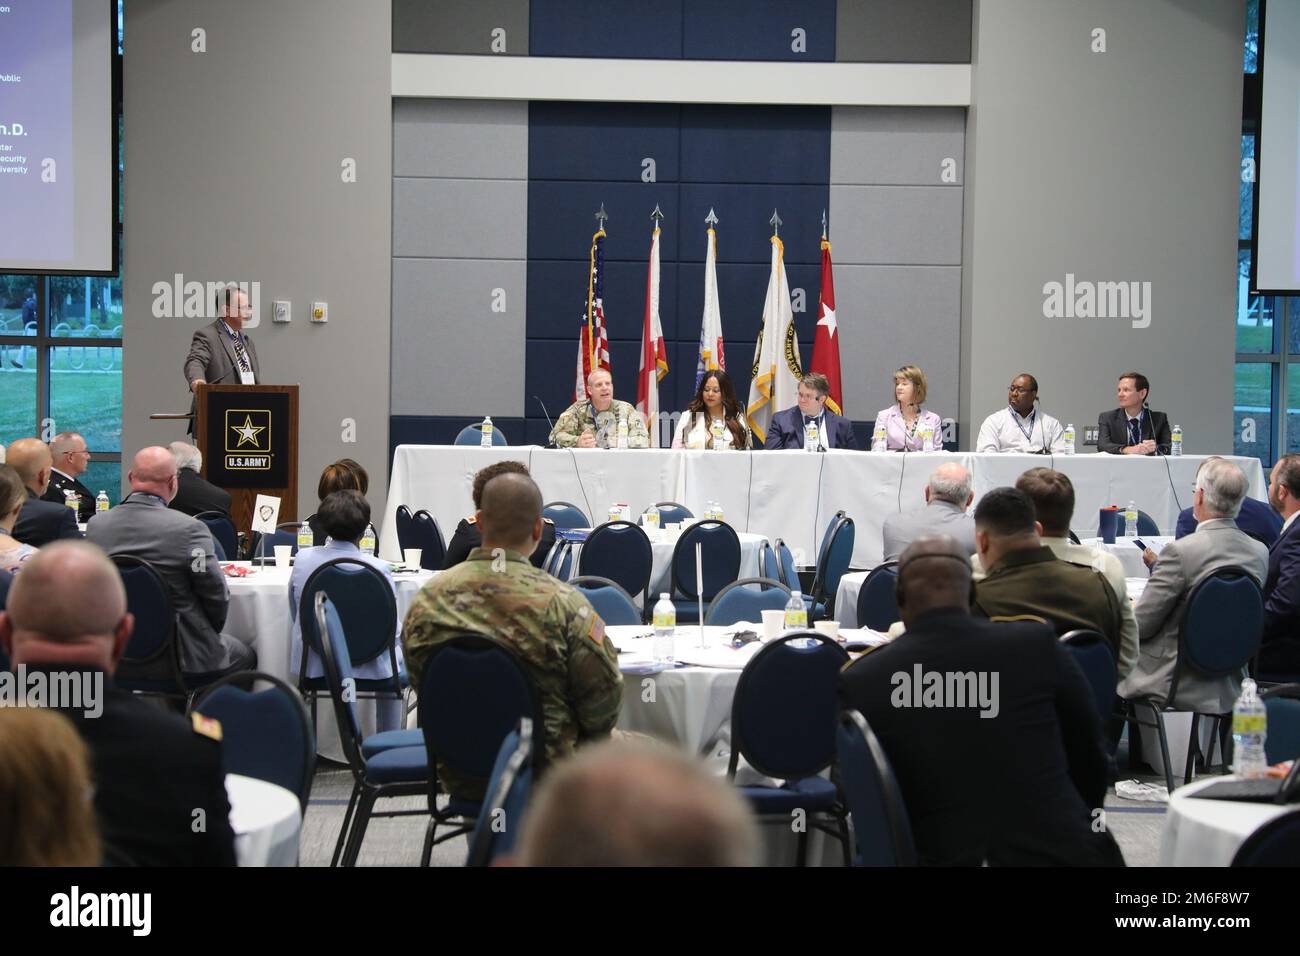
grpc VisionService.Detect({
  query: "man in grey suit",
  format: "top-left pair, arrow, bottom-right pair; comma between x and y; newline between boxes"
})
184,287 -> 261,432
86,446 -> 255,678
1119,457 -> 1267,714
882,462 -> 976,562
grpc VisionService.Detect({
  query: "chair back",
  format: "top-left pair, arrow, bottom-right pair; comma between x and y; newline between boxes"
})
652,501 -> 693,526
1175,569 -> 1264,694
298,558 -> 399,685
465,717 -> 535,867
856,562 -> 901,632
729,632 -> 849,781
111,555 -> 182,677
1060,629 -> 1119,726
411,510 -> 447,570
418,634 -> 543,796
578,520 -> 653,604
705,577 -> 792,626
774,538 -> 799,589
1231,809 -> 1300,866
192,671 -> 316,808
568,575 -> 641,626
455,423 -> 508,446
253,529 -> 299,563
313,594 -> 366,771
396,505 -> 416,553
811,511 -> 855,609
671,520 -> 741,601
758,540 -> 782,585
1134,509 -> 1160,537
542,538 -> 573,580
543,501 -> 589,530
195,511 -> 238,561
1261,684 -> 1300,764
836,710 -> 917,866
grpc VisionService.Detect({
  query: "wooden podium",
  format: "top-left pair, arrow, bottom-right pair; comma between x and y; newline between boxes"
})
194,384 -> 299,531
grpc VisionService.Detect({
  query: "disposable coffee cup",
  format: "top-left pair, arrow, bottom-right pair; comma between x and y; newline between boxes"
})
761,609 -> 785,640
273,545 -> 293,569
814,620 -> 839,640
404,549 -> 423,569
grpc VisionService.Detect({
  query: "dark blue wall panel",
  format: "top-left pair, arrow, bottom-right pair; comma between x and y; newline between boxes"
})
530,0 -> 684,59
683,0 -> 836,61
524,101 -> 831,441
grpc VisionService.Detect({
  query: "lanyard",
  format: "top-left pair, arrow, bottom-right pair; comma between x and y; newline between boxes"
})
1010,406 -> 1036,444
224,322 -> 251,372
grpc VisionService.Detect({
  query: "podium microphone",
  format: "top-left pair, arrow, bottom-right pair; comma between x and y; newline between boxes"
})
534,396 -> 557,446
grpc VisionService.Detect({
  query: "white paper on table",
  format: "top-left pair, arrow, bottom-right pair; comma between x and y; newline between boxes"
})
251,494 -> 281,534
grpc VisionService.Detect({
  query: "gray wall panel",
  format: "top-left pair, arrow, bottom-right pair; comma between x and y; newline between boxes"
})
836,0 -> 972,64
394,99 -> 529,179
392,178 -> 528,259
123,0 -> 392,517
962,0 -> 1244,455
830,107 -> 965,185
829,185 -> 964,265
834,265 -> 962,426
393,0 -> 528,55
391,259 -> 526,417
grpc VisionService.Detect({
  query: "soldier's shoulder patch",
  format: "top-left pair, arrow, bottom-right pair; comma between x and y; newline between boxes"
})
587,613 -> 606,645
191,712 -> 223,741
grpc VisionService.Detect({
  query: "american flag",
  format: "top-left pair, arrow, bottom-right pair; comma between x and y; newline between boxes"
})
574,228 -> 611,401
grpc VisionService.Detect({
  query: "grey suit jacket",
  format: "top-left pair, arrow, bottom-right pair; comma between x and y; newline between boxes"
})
1118,518 -> 1268,714
184,320 -> 262,422
86,495 -> 239,674
881,499 -> 976,563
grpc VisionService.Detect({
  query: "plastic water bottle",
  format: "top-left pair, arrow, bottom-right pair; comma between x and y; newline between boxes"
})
1171,425 -> 1183,457
872,425 -> 887,452
1232,678 -> 1268,779
1063,423 -> 1076,455
297,521 -> 314,551
644,504 -> 660,530
921,422 -> 935,452
710,418 -> 726,449
96,490 -> 109,513
617,411 -> 629,449
784,589 -> 808,631
63,489 -> 79,515
479,415 -> 494,447
652,593 -> 676,665
1123,501 -> 1137,539
360,522 -> 377,557
805,420 -> 820,452
710,501 -> 724,522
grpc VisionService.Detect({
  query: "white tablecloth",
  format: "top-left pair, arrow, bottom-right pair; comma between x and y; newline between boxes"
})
1083,535 -> 1172,578
567,531 -> 767,603
227,773 -> 302,866
220,560 -> 435,759
834,571 -> 877,630
1159,775 -> 1296,866
381,447 -> 1264,571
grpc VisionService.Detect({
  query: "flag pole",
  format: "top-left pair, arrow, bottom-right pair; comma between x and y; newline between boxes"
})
589,204 -> 608,376
821,208 -> 827,241
770,208 -> 782,238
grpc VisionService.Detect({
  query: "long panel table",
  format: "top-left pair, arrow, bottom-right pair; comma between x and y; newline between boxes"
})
381,447 -> 1265,570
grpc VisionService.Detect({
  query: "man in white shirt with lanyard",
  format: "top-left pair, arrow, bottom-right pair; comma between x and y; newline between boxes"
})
975,373 -> 1069,454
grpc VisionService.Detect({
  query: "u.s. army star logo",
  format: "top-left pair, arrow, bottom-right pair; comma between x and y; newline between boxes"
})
231,414 -> 266,447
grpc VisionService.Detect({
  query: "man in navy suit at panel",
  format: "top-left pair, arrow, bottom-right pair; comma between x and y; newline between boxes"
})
1173,456 -> 1282,545
1262,453 -> 1300,676
763,373 -> 856,451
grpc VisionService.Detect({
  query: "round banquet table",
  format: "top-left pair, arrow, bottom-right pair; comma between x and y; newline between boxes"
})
565,531 -> 768,605
1082,535 -> 1173,578
227,773 -> 302,866
220,559 -> 436,760
1159,775 -> 1297,866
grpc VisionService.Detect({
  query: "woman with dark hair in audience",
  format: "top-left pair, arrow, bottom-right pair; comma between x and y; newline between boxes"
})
443,460 -> 556,570
0,707 -> 100,866
672,369 -> 750,450
0,464 -> 37,574
309,460 -> 371,545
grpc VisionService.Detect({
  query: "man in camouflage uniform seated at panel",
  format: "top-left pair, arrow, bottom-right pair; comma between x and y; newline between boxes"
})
401,470 -> 623,801
548,368 -> 649,448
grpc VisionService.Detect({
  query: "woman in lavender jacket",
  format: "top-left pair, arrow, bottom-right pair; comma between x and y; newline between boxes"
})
873,365 -> 944,451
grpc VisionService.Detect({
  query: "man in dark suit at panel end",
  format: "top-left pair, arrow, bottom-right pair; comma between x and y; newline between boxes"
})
763,373 -> 856,451
1097,371 -> 1171,455
1262,453 -> 1300,676
839,534 -> 1123,866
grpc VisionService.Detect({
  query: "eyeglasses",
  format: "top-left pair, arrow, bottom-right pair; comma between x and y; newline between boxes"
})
1007,385 -> 1035,395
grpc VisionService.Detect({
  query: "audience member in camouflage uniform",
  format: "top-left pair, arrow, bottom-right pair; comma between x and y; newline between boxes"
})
401,470 -> 623,800
549,368 -> 649,448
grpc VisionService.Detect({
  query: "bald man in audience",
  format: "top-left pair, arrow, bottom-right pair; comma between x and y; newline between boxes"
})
87,446 -> 254,679
7,437 -> 82,547
515,741 -> 759,866
881,462 -> 976,562
41,431 -> 95,522
0,542 -> 236,866
838,535 -> 1122,866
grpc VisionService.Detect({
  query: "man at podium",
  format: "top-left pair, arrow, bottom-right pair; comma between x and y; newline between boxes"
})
184,288 -> 262,430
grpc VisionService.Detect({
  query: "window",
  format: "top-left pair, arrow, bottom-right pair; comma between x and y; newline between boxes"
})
0,6 -> 123,502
